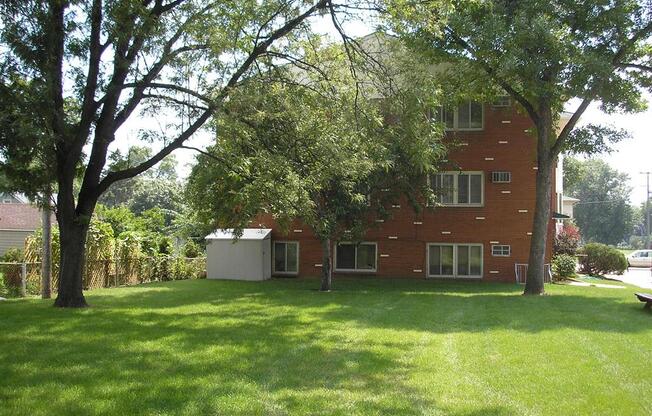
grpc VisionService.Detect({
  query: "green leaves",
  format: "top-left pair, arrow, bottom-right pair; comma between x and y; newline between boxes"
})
563,124 -> 630,155
564,157 -> 635,245
186,43 -> 446,241
384,0 -> 652,148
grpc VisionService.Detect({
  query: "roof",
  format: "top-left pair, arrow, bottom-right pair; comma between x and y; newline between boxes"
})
0,193 -> 28,204
562,195 -> 580,203
205,228 -> 272,241
0,203 -> 42,231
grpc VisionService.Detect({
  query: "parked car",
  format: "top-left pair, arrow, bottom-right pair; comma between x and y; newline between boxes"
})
626,250 -> 652,267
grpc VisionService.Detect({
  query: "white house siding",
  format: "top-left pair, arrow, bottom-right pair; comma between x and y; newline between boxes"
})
0,229 -> 33,256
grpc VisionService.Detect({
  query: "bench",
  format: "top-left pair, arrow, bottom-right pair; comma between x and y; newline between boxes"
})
635,293 -> 652,310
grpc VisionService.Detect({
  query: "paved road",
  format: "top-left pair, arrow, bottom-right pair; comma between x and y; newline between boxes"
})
607,267 -> 652,290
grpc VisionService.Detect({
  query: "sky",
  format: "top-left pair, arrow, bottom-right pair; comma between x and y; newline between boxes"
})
574,94 -> 652,205
114,11 -> 652,205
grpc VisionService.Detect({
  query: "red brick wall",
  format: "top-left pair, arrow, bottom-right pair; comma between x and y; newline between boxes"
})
253,103 -> 556,283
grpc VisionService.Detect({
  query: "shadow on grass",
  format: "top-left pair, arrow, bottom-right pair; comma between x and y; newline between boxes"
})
75,277 -> 650,334
0,277 -> 647,415
0,284 -> 483,414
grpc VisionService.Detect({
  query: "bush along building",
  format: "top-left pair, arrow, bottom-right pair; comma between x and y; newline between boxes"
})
249,100 -> 566,283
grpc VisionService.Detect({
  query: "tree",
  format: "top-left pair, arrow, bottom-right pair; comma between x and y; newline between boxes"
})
553,222 -> 581,256
385,0 -> 652,294
100,147 -> 179,209
186,48 -> 445,291
0,0 -> 344,307
561,157 -> 586,197
564,158 -> 635,246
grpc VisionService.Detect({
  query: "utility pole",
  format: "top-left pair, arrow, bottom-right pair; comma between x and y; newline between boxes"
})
41,185 -> 52,299
641,172 -> 652,249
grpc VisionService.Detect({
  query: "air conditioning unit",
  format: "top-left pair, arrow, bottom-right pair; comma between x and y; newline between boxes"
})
492,171 -> 512,183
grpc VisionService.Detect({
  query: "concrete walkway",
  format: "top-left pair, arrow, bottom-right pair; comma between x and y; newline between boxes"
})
567,281 -> 626,289
606,267 -> 652,290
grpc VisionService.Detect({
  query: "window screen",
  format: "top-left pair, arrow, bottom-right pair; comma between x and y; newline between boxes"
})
491,245 -> 511,257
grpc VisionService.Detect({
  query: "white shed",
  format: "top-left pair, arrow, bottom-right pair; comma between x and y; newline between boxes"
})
205,228 -> 272,281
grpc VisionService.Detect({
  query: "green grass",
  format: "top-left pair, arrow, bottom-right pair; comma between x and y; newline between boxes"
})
1,278 -> 651,416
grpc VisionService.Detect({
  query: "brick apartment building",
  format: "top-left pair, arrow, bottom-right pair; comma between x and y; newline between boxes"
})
250,99 -> 562,283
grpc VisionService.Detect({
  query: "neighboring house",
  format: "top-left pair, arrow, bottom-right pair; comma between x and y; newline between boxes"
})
561,196 -> 580,220
0,193 -> 26,204
0,193 -> 42,256
553,154 -> 580,235
247,100 -> 565,283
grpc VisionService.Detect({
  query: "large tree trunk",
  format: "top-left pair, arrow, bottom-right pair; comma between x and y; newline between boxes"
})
54,197 -> 91,308
524,113 -> 555,295
320,238 -> 333,291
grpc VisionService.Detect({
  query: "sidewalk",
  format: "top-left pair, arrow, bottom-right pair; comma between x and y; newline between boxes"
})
606,267 -> 652,290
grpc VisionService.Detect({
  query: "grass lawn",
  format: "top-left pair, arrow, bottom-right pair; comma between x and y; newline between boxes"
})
1,278 -> 651,416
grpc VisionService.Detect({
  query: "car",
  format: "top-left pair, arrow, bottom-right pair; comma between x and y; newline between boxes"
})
626,250 -> 652,268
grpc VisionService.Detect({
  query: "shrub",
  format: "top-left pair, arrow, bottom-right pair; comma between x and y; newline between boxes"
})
181,240 -> 201,258
0,248 -> 24,297
578,243 -> 628,276
0,274 -> 7,298
552,254 -> 577,280
628,235 -> 646,250
554,223 -> 581,255
1,247 -> 24,262
157,236 -> 173,255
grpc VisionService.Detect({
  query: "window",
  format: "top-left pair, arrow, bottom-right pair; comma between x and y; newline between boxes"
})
428,244 -> 454,276
335,242 -> 377,272
492,96 -> 511,107
273,242 -> 299,274
491,245 -> 511,257
491,171 -> 512,183
428,244 -> 483,278
430,172 -> 484,206
432,101 -> 483,130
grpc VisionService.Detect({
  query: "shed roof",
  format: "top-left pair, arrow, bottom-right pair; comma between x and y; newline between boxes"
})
205,228 -> 272,241
0,203 -> 42,231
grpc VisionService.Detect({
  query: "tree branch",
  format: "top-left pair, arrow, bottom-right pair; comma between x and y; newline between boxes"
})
617,62 -> 652,72
47,1 -> 66,150
122,82 -> 213,104
444,27 -> 541,124
554,20 -> 652,156
551,98 -> 592,155
217,0 -> 329,99
141,93 -> 209,111
96,0 -> 330,195
97,107 -> 213,195
76,0 -> 104,149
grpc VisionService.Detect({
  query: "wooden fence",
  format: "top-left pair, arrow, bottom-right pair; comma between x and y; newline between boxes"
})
0,256 -> 206,297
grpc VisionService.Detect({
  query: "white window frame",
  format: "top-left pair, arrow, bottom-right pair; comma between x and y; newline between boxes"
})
334,242 -> 378,273
491,244 -> 511,257
273,241 -> 299,275
433,101 -> 484,131
429,171 -> 484,207
492,96 -> 511,107
427,243 -> 483,278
